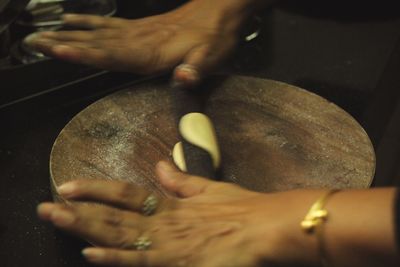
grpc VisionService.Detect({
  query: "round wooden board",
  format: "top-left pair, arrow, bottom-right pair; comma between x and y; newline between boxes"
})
50,75 -> 375,200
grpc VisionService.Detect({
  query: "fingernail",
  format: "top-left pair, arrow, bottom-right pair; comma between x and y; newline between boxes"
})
23,33 -> 40,45
51,209 -> 75,226
37,203 -> 56,220
174,64 -> 200,87
82,248 -> 105,262
57,182 -> 76,196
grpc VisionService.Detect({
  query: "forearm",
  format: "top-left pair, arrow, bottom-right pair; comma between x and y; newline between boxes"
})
249,188 -> 400,267
323,188 -> 399,267
275,188 -> 400,267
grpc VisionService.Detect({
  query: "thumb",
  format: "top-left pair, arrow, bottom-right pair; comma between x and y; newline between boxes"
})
156,161 -> 212,198
172,38 -> 236,88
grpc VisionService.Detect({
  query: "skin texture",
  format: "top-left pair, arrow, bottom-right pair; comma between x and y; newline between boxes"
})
37,161 -> 400,267
38,161 -> 318,267
31,0 -> 399,265
27,0 -> 276,86
27,0 -> 259,86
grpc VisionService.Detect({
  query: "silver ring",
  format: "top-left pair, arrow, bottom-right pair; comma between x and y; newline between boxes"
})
142,194 -> 158,216
133,236 -> 152,251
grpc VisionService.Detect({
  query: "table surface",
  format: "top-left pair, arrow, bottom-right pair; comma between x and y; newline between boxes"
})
50,76 -> 374,201
1,2 -> 400,266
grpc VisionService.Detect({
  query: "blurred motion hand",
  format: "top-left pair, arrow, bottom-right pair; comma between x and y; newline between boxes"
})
27,0 -> 251,86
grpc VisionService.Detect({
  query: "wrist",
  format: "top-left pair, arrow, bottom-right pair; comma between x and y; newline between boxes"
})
323,188 -> 399,267
250,190 -> 327,266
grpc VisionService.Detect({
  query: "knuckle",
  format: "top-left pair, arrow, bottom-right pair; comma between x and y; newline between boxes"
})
61,206 -> 80,226
140,50 -> 164,74
161,198 -> 177,211
104,209 -> 123,227
112,228 -> 134,249
117,183 -> 136,202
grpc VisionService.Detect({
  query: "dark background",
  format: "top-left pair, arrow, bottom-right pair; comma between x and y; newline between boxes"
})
0,0 -> 400,266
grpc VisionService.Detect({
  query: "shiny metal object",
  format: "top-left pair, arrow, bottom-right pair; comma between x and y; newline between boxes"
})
133,236 -> 152,251
142,194 -> 158,216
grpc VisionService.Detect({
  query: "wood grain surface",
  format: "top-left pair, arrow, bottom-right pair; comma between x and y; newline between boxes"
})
50,75 -> 375,200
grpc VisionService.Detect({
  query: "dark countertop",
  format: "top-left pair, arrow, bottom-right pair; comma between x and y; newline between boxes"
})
1,1 -> 400,266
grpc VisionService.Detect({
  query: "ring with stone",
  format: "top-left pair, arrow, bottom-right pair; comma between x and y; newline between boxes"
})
141,194 -> 158,216
133,236 -> 152,251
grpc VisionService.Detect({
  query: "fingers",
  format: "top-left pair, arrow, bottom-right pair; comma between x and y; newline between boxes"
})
56,179 -> 165,213
38,29 -> 118,42
37,203 -> 143,248
45,43 -> 107,67
156,161 -> 212,198
49,45 -> 113,69
29,38 -> 95,58
29,37 -> 122,70
82,247 -> 163,267
172,37 -> 236,88
62,14 -> 126,29
27,36 -> 150,72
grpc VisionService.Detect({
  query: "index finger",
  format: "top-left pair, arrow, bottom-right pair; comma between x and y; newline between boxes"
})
62,14 -> 126,29
56,179 -> 168,213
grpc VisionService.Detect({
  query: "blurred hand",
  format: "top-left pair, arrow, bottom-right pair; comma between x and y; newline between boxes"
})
27,0 -> 249,86
37,161 -> 319,267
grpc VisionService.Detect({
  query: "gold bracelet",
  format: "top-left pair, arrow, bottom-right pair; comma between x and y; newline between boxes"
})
301,190 -> 340,267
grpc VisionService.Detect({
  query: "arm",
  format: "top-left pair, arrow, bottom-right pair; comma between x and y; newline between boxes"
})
259,188 -> 400,267
318,188 -> 398,267
37,161 -> 400,267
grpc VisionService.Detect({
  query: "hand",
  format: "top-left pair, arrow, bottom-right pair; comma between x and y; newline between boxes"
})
27,0 -> 250,86
37,161 -> 320,267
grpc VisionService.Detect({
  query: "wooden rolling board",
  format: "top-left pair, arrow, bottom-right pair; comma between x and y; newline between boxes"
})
50,75 -> 375,200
